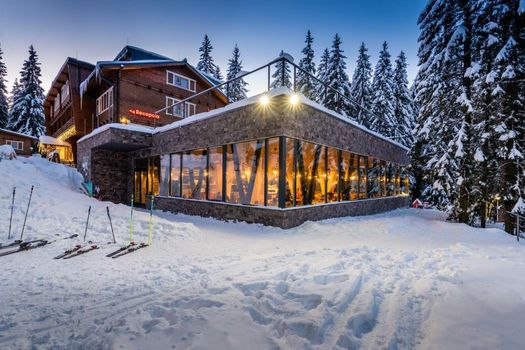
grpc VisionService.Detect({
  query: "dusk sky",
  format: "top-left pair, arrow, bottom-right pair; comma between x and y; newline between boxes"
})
0,0 -> 427,95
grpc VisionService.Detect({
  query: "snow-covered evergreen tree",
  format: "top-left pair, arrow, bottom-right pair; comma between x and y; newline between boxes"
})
324,34 -> 351,115
197,35 -> 217,75
370,41 -> 396,137
296,30 -> 317,100
0,44 -> 8,129
271,50 -> 292,89
316,48 -> 330,104
7,45 -> 45,137
225,45 -> 248,102
349,42 -> 373,127
392,51 -> 416,147
8,78 -> 22,110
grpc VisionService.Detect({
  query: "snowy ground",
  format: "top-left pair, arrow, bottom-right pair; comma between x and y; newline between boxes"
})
0,157 -> 525,350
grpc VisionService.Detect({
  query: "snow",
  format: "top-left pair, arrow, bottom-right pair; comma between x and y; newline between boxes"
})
1,157 -> 525,349
77,123 -> 154,143
0,144 -> 16,159
39,135 -> 71,147
0,127 -> 38,140
512,197 -> 524,213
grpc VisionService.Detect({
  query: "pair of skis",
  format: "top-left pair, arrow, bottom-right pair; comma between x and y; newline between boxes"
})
105,194 -> 154,259
4,185 -> 34,244
0,234 -> 79,257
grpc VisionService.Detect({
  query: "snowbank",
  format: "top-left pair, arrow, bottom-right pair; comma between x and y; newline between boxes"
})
0,144 -> 16,160
0,158 -> 524,349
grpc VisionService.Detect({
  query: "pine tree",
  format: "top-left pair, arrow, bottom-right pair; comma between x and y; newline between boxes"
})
324,34 -> 351,115
225,45 -> 248,102
213,64 -> 223,82
296,30 -> 317,100
392,51 -> 416,147
0,43 -> 8,129
7,45 -> 45,137
8,78 -> 22,110
271,50 -> 292,89
196,35 -> 217,76
370,41 -> 396,137
316,48 -> 330,104
349,42 -> 373,127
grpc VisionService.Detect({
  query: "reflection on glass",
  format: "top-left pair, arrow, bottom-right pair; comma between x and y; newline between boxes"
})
367,157 -> 380,198
296,140 -> 325,205
226,140 -> 265,205
266,138 -> 280,207
386,162 -> 395,196
327,148 -> 339,202
149,156 -> 160,197
182,149 -> 207,199
285,138 -> 295,207
400,167 -> 409,195
208,146 -> 223,201
379,160 -> 387,197
358,156 -> 367,199
170,154 -> 181,196
160,155 -> 170,196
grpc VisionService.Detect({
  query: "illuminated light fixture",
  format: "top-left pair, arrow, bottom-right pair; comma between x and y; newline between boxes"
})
259,94 -> 270,106
57,125 -> 76,141
120,117 -> 130,125
289,93 -> 300,105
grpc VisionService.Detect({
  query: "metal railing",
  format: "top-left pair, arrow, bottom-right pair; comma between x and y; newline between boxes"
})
508,211 -> 525,242
154,55 -> 412,141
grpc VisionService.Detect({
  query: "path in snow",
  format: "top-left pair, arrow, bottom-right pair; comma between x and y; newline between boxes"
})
0,157 -> 524,350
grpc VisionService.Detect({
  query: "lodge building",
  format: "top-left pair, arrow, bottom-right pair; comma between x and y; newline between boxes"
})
44,46 -> 228,163
78,86 -> 410,228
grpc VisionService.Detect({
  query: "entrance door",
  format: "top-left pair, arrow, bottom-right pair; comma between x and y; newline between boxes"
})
133,157 -> 160,206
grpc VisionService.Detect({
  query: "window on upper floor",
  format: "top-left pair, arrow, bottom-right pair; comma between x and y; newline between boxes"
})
96,87 -> 114,116
166,71 -> 196,92
165,96 -> 196,118
6,140 -> 23,151
53,96 -> 60,112
61,81 -> 70,103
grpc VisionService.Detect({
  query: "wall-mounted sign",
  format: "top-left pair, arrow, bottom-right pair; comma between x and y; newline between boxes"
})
128,109 -> 160,120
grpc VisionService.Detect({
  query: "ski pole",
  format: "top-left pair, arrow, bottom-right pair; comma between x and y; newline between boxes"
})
148,195 -> 154,246
129,194 -> 134,243
19,185 -> 34,241
106,206 -> 116,244
8,187 -> 15,240
83,206 -> 91,243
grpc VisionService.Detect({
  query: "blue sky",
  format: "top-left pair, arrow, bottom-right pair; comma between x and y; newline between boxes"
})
0,0 -> 426,94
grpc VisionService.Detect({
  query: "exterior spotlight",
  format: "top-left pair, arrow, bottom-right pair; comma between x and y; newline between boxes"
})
290,93 -> 300,105
259,94 -> 270,106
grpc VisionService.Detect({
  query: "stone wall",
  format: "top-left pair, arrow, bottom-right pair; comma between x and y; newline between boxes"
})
149,94 -> 409,165
155,195 -> 409,229
91,149 -> 131,203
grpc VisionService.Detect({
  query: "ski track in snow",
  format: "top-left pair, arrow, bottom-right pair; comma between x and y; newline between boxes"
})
0,157 -> 525,350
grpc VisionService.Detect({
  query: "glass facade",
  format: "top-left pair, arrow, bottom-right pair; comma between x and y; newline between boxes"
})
159,137 -> 410,208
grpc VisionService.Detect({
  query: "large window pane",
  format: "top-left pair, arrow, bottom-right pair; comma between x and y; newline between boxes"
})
295,140 -> 325,206
358,156 -> 367,199
285,138 -> 295,207
386,162 -> 395,196
160,154 -> 170,196
327,148 -> 339,202
208,146 -> 223,201
225,140 -> 265,205
182,149 -> 207,200
394,165 -> 401,195
340,151 -> 358,201
379,160 -> 387,197
267,138 -> 280,207
367,157 -> 380,198
400,167 -> 409,195
170,154 -> 181,196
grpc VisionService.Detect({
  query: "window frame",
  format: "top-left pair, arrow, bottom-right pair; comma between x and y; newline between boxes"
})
166,70 -> 196,92
165,96 -> 196,118
6,140 -> 23,151
96,87 -> 114,116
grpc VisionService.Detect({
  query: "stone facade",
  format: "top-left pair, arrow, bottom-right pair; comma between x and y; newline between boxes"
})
156,195 -> 410,229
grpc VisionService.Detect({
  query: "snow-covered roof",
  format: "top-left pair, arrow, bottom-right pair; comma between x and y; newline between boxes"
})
0,128 -> 38,140
77,123 -> 154,143
39,135 -> 72,147
78,87 -> 408,151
